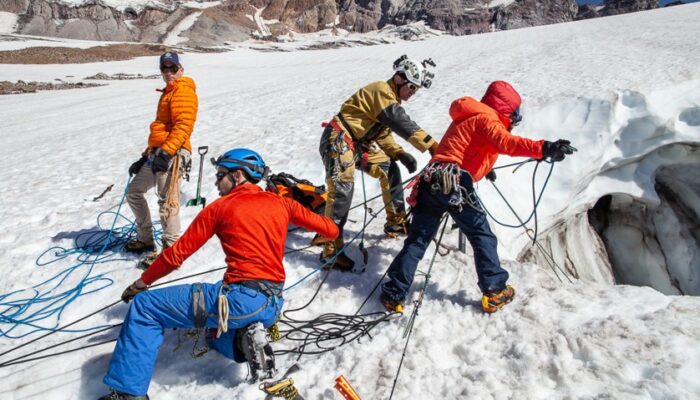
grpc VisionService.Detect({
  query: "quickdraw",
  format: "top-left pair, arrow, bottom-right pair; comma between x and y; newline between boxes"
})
416,162 -> 484,213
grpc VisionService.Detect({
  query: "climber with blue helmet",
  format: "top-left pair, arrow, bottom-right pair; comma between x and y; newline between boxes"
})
99,148 -> 339,400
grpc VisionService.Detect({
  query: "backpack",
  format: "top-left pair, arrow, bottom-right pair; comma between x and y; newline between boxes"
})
267,172 -> 327,214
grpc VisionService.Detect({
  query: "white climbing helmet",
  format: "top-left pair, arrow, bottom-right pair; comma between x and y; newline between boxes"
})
392,55 -> 435,89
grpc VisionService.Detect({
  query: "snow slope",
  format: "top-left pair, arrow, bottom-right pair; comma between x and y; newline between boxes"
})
1,4 -> 700,400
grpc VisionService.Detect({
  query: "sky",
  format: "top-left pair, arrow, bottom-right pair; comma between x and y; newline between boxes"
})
1,4 -> 700,400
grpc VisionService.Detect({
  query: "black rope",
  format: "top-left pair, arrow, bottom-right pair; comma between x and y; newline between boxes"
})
479,159 -> 554,230
390,216 -> 449,399
274,311 -> 393,359
482,160 -> 572,283
0,172 -> 419,368
270,172 -> 420,359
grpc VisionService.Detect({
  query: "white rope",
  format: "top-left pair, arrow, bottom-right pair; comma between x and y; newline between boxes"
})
216,293 -> 229,339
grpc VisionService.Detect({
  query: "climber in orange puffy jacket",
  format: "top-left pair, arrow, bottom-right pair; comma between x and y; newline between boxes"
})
381,81 -> 575,314
125,52 -> 198,263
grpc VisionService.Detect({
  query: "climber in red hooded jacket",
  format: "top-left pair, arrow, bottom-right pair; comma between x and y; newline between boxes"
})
380,81 -> 575,314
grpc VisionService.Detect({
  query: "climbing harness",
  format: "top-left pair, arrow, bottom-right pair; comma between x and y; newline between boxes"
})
418,161 -> 484,213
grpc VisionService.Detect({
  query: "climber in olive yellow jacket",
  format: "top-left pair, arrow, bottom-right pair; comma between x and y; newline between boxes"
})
125,51 -> 198,263
318,55 -> 438,271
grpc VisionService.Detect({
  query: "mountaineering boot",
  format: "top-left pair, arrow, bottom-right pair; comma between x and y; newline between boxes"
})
380,292 -> 404,313
319,252 -> 355,272
124,239 -> 155,254
235,322 -> 276,381
481,285 -> 515,313
320,239 -> 355,271
383,221 -> 408,238
97,389 -> 149,400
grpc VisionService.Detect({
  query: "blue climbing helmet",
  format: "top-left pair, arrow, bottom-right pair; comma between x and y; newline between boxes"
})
211,148 -> 267,181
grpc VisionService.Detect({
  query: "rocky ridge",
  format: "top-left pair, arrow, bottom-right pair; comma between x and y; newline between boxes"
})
0,0 -> 671,47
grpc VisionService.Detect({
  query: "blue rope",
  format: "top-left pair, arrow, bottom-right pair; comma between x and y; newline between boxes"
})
0,177 -> 164,339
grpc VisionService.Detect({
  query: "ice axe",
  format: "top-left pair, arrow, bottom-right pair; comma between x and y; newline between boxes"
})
186,146 -> 208,208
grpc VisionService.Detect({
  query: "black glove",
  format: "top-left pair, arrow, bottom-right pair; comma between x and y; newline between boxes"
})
428,142 -> 439,157
121,281 -> 148,303
151,150 -> 172,174
485,169 -> 497,182
396,152 -> 417,173
542,139 -> 577,162
128,156 -> 147,176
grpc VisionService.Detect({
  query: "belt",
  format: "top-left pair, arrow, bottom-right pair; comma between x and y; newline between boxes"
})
236,280 -> 284,298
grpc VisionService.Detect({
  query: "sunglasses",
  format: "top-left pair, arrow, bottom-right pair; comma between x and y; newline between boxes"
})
215,171 -> 229,182
160,64 -> 179,73
510,107 -> 522,127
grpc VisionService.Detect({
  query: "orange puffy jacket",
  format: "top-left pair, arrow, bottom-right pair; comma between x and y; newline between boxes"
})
147,76 -> 198,156
141,184 -> 339,286
432,81 -> 544,182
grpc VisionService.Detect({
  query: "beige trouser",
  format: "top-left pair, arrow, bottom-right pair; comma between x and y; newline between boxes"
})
320,125 -> 356,258
127,150 -> 190,247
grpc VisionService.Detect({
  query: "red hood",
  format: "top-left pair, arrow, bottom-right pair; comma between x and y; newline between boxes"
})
480,80 -> 521,117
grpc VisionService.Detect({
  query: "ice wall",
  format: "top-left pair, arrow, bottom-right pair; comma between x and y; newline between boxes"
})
505,82 -> 700,295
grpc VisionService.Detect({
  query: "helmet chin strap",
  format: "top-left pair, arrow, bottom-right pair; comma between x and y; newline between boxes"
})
226,170 -> 248,194
393,73 -> 408,95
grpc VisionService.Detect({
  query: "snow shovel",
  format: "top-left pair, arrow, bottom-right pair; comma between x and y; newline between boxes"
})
186,146 -> 208,208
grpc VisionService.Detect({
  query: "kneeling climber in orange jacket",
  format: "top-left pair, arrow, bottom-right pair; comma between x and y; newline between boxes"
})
99,148 -> 339,400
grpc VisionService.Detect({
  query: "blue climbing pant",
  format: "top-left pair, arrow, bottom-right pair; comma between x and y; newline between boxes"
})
382,171 -> 509,302
103,281 -> 282,396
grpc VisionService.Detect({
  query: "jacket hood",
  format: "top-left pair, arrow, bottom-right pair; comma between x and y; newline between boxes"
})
449,96 -> 497,123
166,76 -> 197,91
480,81 -> 521,117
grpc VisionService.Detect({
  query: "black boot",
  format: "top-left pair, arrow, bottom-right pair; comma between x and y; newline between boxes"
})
124,239 -> 155,254
97,390 -> 149,400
